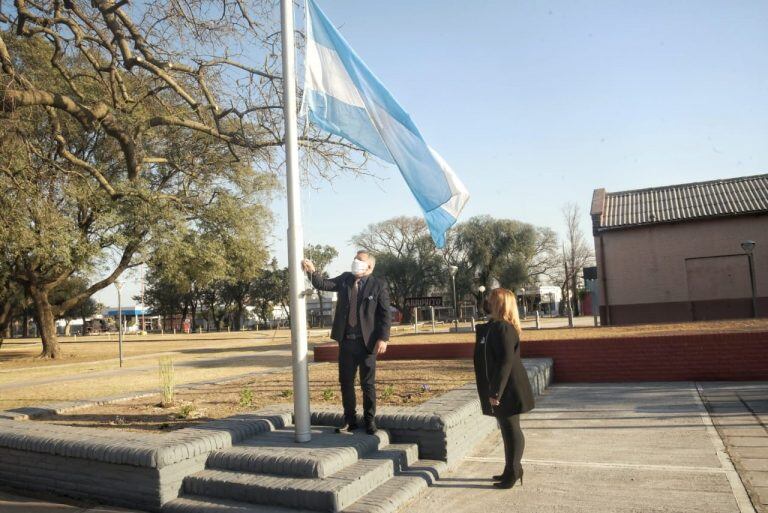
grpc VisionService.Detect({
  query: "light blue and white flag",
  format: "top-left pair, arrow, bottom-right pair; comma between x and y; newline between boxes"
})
302,0 -> 469,248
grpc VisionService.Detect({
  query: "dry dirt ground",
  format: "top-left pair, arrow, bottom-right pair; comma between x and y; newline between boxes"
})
35,359 -> 476,432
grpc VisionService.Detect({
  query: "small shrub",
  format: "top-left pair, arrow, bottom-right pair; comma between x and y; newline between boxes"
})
381,384 -> 395,400
239,388 -> 254,407
158,357 -> 175,407
280,389 -> 293,399
322,388 -> 335,401
177,403 -> 196,419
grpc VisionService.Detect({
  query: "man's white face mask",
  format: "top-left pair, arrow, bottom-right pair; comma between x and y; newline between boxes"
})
351,258 -> 369,276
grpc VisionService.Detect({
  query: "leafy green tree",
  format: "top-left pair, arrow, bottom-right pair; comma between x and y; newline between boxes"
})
144,191 -> 270,332
305,244 -> 338,327
0,1 -> 361,359
448,216 -> 559,311
250,261 -> 289,326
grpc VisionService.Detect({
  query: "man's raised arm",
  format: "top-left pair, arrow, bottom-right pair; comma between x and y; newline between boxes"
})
302,259 -> 344,292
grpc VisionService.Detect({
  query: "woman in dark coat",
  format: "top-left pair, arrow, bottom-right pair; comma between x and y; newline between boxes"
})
474,288 -> 534,489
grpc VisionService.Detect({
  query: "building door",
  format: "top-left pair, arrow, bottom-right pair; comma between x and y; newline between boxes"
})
685,255 -> 753,321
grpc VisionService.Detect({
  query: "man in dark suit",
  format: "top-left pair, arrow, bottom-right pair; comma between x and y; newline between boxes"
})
302,250 -> 391,434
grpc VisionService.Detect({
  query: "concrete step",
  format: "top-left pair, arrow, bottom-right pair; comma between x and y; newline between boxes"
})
365,443 -> 419,472
341,458 -> 448,513
342,475 -> 427,513
206,427 -> 390,478
163,495 -> 313,513
183,458 -> 394,512
165,458 -> 446,513
396,459 -> 447,486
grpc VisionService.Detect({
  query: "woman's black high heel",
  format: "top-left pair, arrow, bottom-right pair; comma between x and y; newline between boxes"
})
493,468 -> 523,489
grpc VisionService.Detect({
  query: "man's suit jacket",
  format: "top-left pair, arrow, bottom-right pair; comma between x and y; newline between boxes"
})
309,271 -> 391,353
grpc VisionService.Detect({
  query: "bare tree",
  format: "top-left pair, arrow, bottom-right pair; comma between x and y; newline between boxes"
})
561,203 -> 594,316
353,217 -> 443,323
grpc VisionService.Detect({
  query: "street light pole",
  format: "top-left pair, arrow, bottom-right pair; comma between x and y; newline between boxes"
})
449,266 -> 459,326
114,281 -> 123,368
741,240 -> 758,318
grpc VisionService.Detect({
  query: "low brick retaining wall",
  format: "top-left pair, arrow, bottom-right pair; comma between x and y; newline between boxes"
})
314,331 -> 768,382
0,359 -> 553,510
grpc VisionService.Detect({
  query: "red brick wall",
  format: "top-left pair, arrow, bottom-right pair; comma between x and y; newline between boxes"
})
314,331 -> 768,382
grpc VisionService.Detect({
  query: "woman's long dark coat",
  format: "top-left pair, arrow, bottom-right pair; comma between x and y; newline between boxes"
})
473,320 -> 535,417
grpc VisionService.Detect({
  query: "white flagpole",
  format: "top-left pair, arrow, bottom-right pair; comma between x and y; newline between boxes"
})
280,0 -> 311,443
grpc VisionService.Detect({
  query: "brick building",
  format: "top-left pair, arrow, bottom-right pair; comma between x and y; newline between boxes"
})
590,173 -> 768,325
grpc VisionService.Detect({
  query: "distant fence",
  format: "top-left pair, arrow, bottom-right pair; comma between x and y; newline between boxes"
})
313,330 -> 768,382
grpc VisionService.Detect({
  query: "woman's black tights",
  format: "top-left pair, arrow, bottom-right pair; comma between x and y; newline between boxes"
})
497,414 -> 525,477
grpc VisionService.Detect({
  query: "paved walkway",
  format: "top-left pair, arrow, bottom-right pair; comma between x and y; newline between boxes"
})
409,382 -> 756,513
699,382 -> 768,512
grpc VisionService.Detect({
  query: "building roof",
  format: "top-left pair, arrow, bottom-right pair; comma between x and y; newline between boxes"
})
591,173 -> 768,233
105,307 -> 145,317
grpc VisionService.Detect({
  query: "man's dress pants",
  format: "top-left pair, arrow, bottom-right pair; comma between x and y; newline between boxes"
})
338,337 -> 376,423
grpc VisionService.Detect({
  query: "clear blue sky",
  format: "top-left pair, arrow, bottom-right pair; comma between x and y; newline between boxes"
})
96,0 -> 768,306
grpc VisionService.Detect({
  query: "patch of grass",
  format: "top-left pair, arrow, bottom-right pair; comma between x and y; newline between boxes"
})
381,384 -> 395,400
176,403 -> 196,419
279,389 -> 293,399
322,388 -> 335,401
239,388 -> 254,407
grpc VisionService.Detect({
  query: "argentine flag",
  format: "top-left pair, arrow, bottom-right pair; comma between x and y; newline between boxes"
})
302,0 -> 469,248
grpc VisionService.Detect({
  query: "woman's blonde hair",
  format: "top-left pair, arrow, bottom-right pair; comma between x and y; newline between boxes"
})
488,288 -> 522,336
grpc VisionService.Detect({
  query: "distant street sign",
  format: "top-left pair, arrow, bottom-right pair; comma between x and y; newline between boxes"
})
404,297 -> 443,308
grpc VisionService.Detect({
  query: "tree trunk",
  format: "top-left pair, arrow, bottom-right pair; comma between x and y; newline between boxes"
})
234,302 -> 244,330
570,273 -> 580,316
0,302 -> 12,348
29,287 -> 61,358
22,311 -> 29,338
401,301 -> 413,324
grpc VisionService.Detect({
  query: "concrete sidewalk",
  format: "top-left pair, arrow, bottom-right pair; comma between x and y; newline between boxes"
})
699,382 -> 768,512
408,382 -> 756,513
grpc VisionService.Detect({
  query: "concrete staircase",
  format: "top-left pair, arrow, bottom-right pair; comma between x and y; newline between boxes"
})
162,426 -> 446,513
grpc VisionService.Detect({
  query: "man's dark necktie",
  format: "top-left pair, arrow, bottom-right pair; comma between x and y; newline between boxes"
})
348,279 -> 360,328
